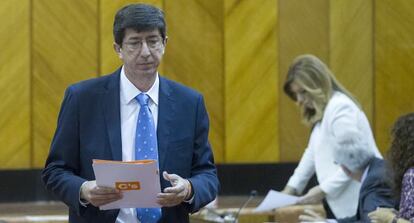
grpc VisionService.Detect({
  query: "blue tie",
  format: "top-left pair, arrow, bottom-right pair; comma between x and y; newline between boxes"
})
135,93 -> 161,223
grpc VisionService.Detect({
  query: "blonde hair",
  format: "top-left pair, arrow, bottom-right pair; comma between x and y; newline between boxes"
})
283,54 -> 358,126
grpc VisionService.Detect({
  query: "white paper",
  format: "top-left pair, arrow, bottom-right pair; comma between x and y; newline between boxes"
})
92,159 -> 161,210
253,189 -> 299,212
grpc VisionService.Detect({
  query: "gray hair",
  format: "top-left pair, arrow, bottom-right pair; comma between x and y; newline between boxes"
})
333,129 -> 374,173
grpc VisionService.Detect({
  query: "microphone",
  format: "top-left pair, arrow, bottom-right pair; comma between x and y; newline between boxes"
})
233,190 -> 258,223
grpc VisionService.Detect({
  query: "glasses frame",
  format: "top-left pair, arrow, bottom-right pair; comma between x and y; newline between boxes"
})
122,36 -> 164,52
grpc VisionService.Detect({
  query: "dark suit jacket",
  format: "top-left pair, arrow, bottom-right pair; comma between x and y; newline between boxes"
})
338,158 -> 396,223
42,69 -> 219,223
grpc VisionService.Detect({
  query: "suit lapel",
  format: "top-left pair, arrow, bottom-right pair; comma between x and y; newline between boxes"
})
157,77 -> 175,170
102,69 -> 122,161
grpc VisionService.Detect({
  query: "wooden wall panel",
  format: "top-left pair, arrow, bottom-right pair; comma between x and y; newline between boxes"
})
224,0 -> 278,162
99,0 -> 162,75
32,0 -> 98,167
279,0 -> 329,161
163,0 -> 224,163
375,0 -> 414,153
2,0 -> 412,168
330,0 -> 374,124
0,0 -> 30,169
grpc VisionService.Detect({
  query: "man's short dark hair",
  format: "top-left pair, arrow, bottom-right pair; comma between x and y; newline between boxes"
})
113,4 -> 166,45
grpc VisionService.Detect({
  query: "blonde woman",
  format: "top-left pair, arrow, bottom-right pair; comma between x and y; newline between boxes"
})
281,54 -> 382,219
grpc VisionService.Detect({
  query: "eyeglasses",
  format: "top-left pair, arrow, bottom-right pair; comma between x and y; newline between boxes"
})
122,37 -> 163,52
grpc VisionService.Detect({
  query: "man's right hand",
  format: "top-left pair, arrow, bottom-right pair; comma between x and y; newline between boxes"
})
80,180 -> 123,207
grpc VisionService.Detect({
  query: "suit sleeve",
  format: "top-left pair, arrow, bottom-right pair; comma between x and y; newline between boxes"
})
359,188 -> 395,222
336,187 -> 394,223
186,95 -> 219,213
41,86 -> 87,216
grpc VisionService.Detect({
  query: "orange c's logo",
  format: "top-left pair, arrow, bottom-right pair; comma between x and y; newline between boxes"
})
115,181 -> 141,191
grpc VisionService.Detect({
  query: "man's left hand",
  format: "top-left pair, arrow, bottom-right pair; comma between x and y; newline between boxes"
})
297,186 -> 325,205
157,171 -> 192,207
368,208 -> 396,223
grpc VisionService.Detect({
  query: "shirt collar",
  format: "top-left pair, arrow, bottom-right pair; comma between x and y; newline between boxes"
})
361,164 -> 370,184
120,66 -> 159,106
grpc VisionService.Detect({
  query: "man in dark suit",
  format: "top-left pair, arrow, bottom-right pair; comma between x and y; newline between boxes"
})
299,130 -> 396,223
42,4 -> 219,223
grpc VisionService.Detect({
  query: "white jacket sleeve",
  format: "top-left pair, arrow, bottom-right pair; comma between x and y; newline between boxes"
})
319,98 -> 358,197
286,145 -> 316,194
319,167 -> 351,197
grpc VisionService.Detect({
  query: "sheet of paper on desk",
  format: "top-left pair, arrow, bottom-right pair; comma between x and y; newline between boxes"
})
92,159 -> 161,210
253,189 -> 299,212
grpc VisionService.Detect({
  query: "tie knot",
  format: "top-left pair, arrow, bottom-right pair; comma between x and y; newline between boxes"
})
136,93 -> 149,106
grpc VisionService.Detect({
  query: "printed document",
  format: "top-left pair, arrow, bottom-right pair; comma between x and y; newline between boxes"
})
92,159 -> 161,210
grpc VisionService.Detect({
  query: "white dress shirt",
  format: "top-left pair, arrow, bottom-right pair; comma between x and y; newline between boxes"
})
116,67 -> 159,223
286,91 -> 382,218
360,164 -> 370,185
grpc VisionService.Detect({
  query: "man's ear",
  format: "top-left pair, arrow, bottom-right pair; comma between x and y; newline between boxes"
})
113,42 -> 123,59
161,36 -> 168,54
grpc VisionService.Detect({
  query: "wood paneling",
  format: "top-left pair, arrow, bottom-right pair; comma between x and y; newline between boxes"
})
279,0 -> 329,161
32,0 -> 98,167
99,0 -> 162,75
330,0 -> 374,123
0,0 -> 30,169
375,0 -> 414,153
224,0 -> 278,162
163,0 -> 225,162
1,0 -> 414,169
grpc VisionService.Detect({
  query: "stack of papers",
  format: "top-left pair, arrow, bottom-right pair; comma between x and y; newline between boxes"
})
92,159 -> 161,210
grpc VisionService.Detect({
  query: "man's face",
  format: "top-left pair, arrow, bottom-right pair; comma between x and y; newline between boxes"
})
115,28 -> 166,78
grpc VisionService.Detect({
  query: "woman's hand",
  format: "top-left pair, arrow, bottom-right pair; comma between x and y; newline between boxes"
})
281,185 -> 298,196
297,186 -> 325,204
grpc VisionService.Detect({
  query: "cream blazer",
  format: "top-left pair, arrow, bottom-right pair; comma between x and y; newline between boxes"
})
286,91 -> 382,218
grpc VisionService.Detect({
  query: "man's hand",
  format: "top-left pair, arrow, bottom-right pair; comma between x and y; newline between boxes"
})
299,208 -> 326,222
368,208 -> 396,223
281,185 -> 298,196
80,180 -> 122,207
157,171 -> 192,207
297,186 -> 325,205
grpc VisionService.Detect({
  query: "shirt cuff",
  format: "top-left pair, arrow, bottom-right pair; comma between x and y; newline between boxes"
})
319,181 -> 336,197
184,194 -> 195,204
184,179 -> 194,204
79,181 -> 90,207
287,176 -> 306,194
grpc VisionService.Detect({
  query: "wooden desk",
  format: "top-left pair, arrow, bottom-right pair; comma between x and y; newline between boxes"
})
190,204 -> 325,223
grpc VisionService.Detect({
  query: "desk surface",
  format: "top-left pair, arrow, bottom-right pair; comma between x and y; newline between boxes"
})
191,204 -> 325,223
